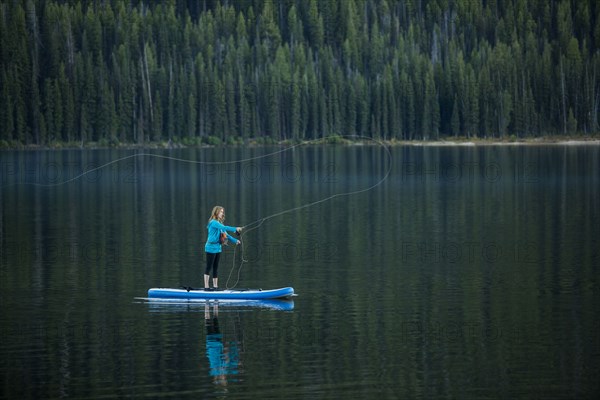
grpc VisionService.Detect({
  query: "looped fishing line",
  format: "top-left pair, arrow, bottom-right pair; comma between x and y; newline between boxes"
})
224,135 -> 392,288
6,135 -> 392,289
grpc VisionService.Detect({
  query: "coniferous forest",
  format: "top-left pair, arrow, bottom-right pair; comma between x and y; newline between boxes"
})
1,0 -> 599,147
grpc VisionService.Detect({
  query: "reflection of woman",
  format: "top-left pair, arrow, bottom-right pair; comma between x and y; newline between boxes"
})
204,206 -> 241,290
204,303 -> 240,386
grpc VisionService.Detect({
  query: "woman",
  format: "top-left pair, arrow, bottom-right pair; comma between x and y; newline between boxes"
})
204,206 -> 242,290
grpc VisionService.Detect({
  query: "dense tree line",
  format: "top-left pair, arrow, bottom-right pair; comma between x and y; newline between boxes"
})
1,0 -> 599,146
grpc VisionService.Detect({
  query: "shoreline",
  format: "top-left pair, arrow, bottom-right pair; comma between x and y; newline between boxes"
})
1,136 -> 599,150
393,138 -> 600,146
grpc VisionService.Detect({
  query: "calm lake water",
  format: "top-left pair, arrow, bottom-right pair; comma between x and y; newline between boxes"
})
1,144 -> 599,399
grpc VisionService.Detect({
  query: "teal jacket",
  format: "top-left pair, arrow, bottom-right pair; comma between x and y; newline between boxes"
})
205,219 -> 239,253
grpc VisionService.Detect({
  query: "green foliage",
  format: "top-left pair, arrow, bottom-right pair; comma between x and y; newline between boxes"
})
226,136 -> 244,146
1,0 -> 599,146
323,134 -> 346,144
204,135 -> 222,146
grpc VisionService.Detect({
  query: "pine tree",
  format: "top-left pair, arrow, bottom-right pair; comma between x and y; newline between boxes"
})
26,0 -> 42,144
306,0 -> 324,48
290,70 -> 301,140
42,78 -> 54,143
55,75 -> 65,140
345,77 -> 357,136
567,107 -> 578,134
59,63 -> 75,142
0,68 -> 15,141
213,79 -> 226,140
1,0 -> 600,145
451,96 -> 460,137
355,74 -> 369,137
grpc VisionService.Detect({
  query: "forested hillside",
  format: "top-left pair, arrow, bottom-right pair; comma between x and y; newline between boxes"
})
1,0 -> 599,146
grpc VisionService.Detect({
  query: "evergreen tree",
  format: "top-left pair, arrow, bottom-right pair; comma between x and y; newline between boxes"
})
1,0 -> 599,146
451,96 -> 460,137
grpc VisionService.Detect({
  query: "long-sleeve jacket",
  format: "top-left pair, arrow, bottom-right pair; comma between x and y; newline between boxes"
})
204,219 -> 239,253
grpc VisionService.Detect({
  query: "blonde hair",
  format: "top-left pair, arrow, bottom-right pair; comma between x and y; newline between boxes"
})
208,206 -> 225,223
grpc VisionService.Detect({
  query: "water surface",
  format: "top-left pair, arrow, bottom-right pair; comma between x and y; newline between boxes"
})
1,144 -> 598,398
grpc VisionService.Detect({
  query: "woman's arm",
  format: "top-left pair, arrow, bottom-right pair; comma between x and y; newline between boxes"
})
212,220 -> 238,233
226,233 -> 239,245
211,220 -> 241,244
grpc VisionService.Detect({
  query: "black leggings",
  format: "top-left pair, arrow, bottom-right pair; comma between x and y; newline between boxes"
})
205,252 -> 221,278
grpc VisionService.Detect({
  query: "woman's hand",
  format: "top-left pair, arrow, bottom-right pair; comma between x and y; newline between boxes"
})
236,227 -> 242,234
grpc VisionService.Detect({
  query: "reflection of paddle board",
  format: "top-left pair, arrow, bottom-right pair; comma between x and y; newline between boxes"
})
147,286 -> 295,300
138,298 -> 295,311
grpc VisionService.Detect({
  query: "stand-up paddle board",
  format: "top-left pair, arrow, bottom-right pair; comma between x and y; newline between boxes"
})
147,286 -> 294,300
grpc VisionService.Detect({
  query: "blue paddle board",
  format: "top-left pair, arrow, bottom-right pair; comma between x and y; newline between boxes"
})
147,286 -> 294,300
